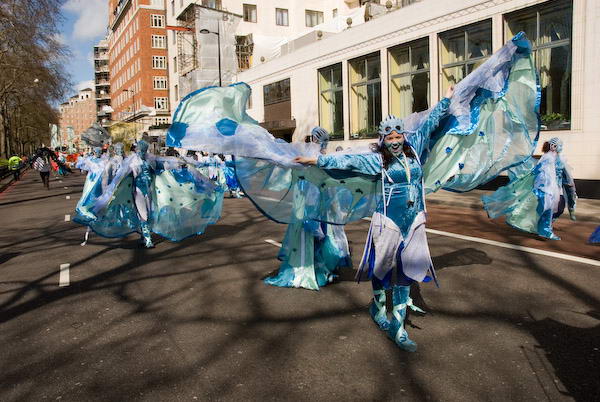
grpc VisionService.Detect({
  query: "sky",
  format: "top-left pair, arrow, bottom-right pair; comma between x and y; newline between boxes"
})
60,0 -> 109,96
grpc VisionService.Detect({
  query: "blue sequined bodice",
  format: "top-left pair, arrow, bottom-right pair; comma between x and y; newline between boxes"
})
135,160 -> 153,195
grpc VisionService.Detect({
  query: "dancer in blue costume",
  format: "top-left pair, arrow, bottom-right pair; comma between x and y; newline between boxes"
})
222,155 -> 243,198
167,33 -> 541,350
74,146 -> 109,227
482,137 -> 577,240
89,140 -> 222,247
264,127 -> 352,290
294,86 -> 454,351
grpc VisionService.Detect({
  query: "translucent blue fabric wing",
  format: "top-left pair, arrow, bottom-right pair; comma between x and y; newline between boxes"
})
235,156 -> 381,225
421,32 -> 540,193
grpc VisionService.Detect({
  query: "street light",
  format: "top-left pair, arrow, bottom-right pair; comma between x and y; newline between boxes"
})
199,24 -> 222,87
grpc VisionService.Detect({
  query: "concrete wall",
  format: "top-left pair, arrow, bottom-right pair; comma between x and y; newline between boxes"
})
238,0 -> 600,181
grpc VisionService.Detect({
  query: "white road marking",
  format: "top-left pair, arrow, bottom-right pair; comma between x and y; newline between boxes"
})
66,195 -> 71,200
59,263 -> 70,287
64,186 -> 68,189
264,239 -> 282,248
59,180 -> 63,183
425,228 -> 600,267
362,216 -> 600,267
64,214 -> 70,222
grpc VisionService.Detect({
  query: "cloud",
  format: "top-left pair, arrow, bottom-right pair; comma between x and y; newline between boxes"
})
76,80 -> 95,91
63,0 -> 108,41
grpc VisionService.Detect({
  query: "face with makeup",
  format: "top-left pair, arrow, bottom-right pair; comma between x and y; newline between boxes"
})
93,147 -> 102,158
114,145 -> 125,157
383,131 -> 405,156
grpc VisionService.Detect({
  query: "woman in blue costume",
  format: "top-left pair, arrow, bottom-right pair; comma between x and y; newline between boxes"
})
74,146 -> 109,228
166,32 -> 541,350
482,137 -> 577,240
294,86 -> 454,351
265,127 -> 352,290
90,140 -> 222,247
222,155 -> 243,198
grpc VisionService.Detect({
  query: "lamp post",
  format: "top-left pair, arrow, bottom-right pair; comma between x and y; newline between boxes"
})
199,23 -> 222,87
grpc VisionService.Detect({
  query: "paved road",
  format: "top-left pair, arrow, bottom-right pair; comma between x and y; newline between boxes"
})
1,172 -> 599,401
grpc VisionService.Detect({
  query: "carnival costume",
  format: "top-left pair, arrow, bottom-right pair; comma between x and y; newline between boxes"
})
264,127 -> 353,290
482,137 -> 577,240
589,226 -> 600,244
167,33 -> 541,350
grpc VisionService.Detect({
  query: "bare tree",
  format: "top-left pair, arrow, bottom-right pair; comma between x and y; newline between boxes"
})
0,0 -> 71,157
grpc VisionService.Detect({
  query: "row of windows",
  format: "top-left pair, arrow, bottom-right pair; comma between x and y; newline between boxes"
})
242,4 -> 324,28
113,38 -> 140,77
110,14 -> 139,59
114,79 -> 141,110
113,59 -> 140,93
310,0 -> 573,139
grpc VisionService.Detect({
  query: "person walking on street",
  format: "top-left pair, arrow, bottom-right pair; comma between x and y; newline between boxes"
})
32,148 -> 52,190
8,155 -> 21,181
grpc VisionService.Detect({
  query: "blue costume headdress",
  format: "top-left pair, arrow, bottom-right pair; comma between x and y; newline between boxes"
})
549,137 -> 563,153
378,115 -> 405,144
311,126 -> 330,151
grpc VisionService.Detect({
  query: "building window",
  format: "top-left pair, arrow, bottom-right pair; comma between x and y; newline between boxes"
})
152,56 -> 167,69
151,35 -> 166,49
150,14 -> 165,28
333,8 -> 338,18
388,37 -> 430,118
305,10 -> 324,27
263,78 -> 290,106
349,52 -> 381,139
202,0 -> 221,8
154,97 -> 169,110
236,35 -> 254,71
505,0 -> 572,130
153,76 -> 168,89
318,63 -> 344,139
154,117 -> 170,125
243,4 -> 257,23
276,8 -> 289,26
175,84 -> 179,101
439,20 -> 492,95
173,56 -> 177,72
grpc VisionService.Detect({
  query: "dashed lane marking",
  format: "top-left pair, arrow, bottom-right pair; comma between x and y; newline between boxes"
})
264,239 -> 282,248
59,263 -> 70,287
64,214 -> 70,222
66,195 -> 71,200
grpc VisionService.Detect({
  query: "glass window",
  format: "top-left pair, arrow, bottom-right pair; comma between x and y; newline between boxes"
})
202,0 -> 221,9
333,8 -> 338,18
175,84 -> 179,101
349,52 -> 381,139
151,35 -> 166,49
305,10 -> 324,27
389,38 -> 430,118
153,76 -> 168,89
318,63 -> 344,140
150,14 -> 165,28
243,4 -> 257,23
152,56 -> 167,69
276,8 -> 289,26
505,0 -> 572,130
154,97 -> 169,110
439,20 -> 492,95
263,78 -> 290,106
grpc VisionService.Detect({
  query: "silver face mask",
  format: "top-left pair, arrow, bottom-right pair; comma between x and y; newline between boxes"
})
385,139 -> 404,156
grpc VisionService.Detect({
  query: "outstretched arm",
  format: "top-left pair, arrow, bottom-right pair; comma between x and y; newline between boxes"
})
412,86 -> 454,157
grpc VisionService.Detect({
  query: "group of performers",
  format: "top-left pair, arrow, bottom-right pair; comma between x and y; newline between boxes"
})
73,32 -> 598,352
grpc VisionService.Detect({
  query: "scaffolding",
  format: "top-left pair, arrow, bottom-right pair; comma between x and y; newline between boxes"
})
175,4 -> 241,94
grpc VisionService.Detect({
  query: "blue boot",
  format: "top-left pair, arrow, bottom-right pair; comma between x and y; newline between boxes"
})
387,285 -> 423,352
140,222 -> 154,248
369,281 -> 390,331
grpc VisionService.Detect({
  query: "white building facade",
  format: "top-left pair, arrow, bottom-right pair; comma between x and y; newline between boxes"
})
236,0 -> 599,195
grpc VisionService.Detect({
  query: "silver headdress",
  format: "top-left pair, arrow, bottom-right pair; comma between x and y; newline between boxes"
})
311,126 -> 330,150
378,115 -> 405,144
549,137 -> 563,153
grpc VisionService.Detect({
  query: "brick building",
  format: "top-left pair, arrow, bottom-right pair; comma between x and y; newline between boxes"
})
108,0 -> 171,137
94,38 -> 112,127
58,88 -> 96,148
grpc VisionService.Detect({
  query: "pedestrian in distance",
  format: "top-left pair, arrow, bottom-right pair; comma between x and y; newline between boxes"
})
8,155 -> 22,181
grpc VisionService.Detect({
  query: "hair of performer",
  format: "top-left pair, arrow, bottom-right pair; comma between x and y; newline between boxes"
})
294,86 -> 455,351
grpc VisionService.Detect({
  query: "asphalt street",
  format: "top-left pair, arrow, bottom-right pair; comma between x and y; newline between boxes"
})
0,171 -> 599,401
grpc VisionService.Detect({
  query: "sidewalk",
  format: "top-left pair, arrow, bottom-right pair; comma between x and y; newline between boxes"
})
427,188 -> 600,223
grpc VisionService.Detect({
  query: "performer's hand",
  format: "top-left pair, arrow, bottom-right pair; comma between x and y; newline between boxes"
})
293,156 -> 318,165
445,85 -> 455,99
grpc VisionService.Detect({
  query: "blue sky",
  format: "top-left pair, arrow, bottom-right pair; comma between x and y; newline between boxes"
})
60,0 -> 109,95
